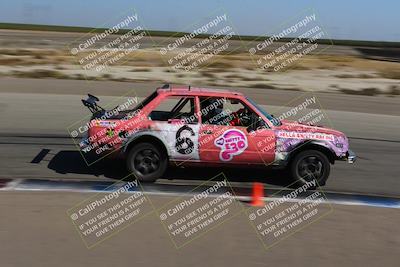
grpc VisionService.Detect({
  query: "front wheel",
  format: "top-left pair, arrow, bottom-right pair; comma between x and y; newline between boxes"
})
126,142 -> 167,183
289,150 -> 330,188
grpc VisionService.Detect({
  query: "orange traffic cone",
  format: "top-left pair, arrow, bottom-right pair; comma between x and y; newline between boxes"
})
251,182 -> 264,207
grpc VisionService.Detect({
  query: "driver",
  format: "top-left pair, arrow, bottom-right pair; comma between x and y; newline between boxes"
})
202,98 -> 229,125
230,107 -> 251,127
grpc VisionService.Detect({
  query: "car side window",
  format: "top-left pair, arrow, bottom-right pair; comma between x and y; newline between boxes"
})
149,96 -> 197,123
199,97 -> 231,125
199,97 -> 267,129
199,97 -> 241,126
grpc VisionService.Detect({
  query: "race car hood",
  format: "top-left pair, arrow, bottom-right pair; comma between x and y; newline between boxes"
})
274,119 -> 349,157
277,119 -> 345,137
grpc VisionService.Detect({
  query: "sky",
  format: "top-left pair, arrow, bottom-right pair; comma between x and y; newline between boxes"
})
0,0 -> 399,42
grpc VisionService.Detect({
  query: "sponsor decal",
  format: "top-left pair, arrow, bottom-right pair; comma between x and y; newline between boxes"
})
96,121 -> 116,127
277,131 -> 334,142
106,128 -> 115,137
215,129 -> 248,161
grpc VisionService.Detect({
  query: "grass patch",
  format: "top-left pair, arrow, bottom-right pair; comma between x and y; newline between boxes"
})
224,74 -> 245,79
12,69 -> 68,79
318,55 -> 356,63
0,57 -> 25,65
199,70 -> 216,78
164,69 -> 175,73
335,73 -> 375,79
379,70 -> 400,79
100,73 -> 113,80
73,73 -> 86,80
252,83 -> 276,89
241,76 -> 264,81
283,87 -> 301,91
289,64 -> 310,70
339,87 -> 380,96
385,85 -> 400,96
206,61 -> 234,69
130,68 -> 151,72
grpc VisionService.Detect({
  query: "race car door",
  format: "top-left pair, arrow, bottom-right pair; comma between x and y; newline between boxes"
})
198,96 -> 275,165
148,95 -> 200,161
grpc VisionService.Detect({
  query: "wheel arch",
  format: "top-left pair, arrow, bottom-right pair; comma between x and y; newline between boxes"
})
287,141 -> 336,165
123,133 -> 169,158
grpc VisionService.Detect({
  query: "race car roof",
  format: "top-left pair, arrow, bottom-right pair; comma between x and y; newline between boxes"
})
156,85 -> 243,97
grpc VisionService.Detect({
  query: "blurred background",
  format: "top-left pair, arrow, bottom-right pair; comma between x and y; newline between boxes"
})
0,0 -> 399,95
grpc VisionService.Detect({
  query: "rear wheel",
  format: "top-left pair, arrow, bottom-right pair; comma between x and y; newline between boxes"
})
126,142 -> 167,183
289,150 -> 330,188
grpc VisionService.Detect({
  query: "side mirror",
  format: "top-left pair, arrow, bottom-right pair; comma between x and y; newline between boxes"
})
258,116 -> 268,127
246,115 -> 259,133
246,116 -> 267,133
246,125 -> 254,133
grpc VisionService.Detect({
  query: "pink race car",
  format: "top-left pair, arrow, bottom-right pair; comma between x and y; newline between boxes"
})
80,84 -> 356,186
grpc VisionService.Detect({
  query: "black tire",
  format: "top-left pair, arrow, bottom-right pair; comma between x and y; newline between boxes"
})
289,150 -> 330,188
126,142 -> 167,183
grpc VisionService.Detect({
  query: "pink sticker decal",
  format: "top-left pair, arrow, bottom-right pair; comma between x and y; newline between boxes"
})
215,129 -> 248,161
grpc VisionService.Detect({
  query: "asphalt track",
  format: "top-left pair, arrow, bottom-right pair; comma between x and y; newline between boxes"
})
0,191 -> 397,267
1,78 -> 400,266
0,78 -> 399,196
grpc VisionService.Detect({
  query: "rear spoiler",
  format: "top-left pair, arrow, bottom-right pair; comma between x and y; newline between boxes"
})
81,94 -> 104,114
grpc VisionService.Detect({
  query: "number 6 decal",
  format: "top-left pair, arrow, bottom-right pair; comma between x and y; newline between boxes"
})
175,125 -> 195,154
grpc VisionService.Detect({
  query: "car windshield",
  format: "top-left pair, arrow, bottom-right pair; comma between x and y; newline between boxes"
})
246,97 -> 281,126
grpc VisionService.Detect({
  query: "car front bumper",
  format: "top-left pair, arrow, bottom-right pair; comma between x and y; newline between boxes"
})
341,149 -> 356,163
347,150 -> 356,163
